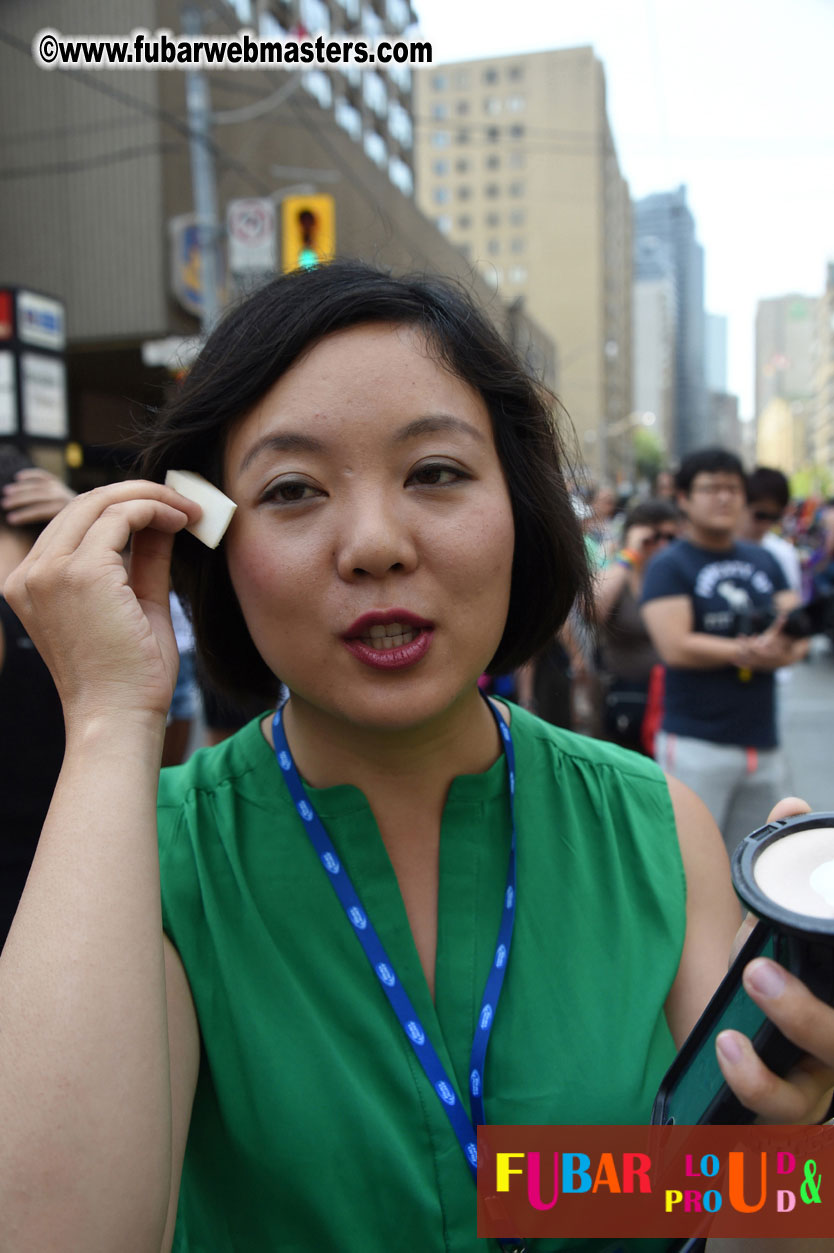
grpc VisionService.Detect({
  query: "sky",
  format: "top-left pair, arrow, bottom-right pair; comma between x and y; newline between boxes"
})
410,0 -> 834,419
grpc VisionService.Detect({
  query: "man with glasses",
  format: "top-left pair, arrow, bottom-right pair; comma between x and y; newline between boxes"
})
641,448 -> 807,856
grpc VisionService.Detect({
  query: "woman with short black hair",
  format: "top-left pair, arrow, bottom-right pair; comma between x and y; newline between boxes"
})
2,263 -> 832,1252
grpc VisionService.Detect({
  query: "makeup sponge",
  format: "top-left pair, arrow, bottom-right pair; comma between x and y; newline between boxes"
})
165,470 -> 237,549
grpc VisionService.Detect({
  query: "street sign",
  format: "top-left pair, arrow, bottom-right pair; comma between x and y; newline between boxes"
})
227,198 -> 276,274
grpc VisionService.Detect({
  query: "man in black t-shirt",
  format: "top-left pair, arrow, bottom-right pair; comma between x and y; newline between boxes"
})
641,448 -> 808,855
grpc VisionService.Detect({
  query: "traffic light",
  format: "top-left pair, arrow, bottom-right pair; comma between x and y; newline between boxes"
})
281,194 -> 335,273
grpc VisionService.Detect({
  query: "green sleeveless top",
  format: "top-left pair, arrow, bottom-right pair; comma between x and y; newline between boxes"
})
158,702 -> 685,1253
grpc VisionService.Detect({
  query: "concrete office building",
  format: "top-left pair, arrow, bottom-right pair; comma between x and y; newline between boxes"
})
810,264 -> 834,479
414,47 -> 632,479
1,0 -> 551,477
755,293 -> 818,471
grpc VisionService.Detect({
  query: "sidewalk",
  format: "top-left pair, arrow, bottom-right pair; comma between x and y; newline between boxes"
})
779,639 -> 834,813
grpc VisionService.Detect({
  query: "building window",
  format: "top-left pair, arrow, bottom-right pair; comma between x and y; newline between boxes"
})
302,71 -> 332,108
483,68 -> 498,84
362,6 -> 383,37
259,11 -> 286,37
507,94 -> 525,112
487,238 -> 500,256
226,0 -> 253,23
334,97 -> 361,140
508,181 -> 524,197
485,211 -> 500,227
432,74 -> 447,91
431,131 -> 450,147
485,154 -> 500,170
301,0 -> 329,32
386,0 -> 410,27
388,102 -> 412,146
484,96 -> 501,115
454,70 -> 470,89
457,185 -> 471,200
455,99 -> 470,115
388,62 -> 411,92
431,102 -> 449,119
364,131 -> 387,166
509,208 -> 525,226
486,126 -> 500,143
509,265 -> 527,283
363,72 -> 388,117
432,158 -> 450,176
388,156 -> 413,196
456,129 -> 470,144
510,237 -> 525,253
509,124 -> 525,139
433,186 -> 451,205
455,156 -> 470,173
435,215 -> 452,233
508,150 -> 525,169
484,183 -> 500,198
507,64 -> 524,81
457,214 -> 472,229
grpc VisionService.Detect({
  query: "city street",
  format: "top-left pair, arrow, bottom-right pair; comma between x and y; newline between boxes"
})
780,641 -> 834,813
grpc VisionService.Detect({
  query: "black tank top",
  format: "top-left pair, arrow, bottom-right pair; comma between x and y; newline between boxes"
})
0,596 -> 65,946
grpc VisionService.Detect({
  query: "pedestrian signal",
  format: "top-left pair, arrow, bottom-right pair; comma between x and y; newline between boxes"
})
281,194 -> 335,273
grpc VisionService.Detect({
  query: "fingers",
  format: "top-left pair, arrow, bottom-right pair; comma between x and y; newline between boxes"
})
1,467 -> 76,524
716,958 -> 834,1122
24,481 -> 201,561
767,796 -> 812,824
5,485 -> 202,625
129,527 -> 177,610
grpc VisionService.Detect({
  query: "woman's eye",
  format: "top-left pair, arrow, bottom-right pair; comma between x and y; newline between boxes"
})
262,479 -> 321,504
409,463 -> 467,487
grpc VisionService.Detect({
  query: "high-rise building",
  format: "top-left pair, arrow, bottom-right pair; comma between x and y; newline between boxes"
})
632,275 -> 675,456
705,313 -> 727,394
414,47 -> 632,479
811,264 -> 834,480
633,186 -> 706,460
755,293 -> 818,471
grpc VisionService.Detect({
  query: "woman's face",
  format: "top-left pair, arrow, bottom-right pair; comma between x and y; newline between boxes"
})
222,322 -> 515,733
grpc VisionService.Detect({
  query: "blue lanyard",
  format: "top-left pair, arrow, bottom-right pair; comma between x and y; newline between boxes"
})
271,695 -> 518,1181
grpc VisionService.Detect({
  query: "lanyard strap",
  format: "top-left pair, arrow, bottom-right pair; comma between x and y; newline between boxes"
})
271,694 -> 518,1181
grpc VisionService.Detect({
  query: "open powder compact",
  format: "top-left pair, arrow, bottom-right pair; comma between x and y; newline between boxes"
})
653,811 -> 834,1124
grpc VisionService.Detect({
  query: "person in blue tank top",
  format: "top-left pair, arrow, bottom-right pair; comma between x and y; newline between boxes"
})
1,265 -> 832,1253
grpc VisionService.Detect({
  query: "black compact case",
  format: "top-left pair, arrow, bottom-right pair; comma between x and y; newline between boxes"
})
652,811 -> 834,1126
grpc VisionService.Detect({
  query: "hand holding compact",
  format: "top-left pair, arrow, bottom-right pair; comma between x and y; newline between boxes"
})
715,797 -> 834,1124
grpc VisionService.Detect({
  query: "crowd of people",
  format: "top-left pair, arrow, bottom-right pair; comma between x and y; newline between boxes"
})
1,261 -> 833,1252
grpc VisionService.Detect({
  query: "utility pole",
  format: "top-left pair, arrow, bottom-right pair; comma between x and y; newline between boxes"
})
182,4 -> 220,335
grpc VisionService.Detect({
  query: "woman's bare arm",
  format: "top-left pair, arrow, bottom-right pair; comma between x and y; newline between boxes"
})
0,482 -> 201,1251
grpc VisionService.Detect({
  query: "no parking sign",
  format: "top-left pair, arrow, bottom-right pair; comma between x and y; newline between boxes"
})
227,198 -> 276,276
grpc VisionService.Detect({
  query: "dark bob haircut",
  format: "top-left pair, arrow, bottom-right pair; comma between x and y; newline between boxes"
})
137,260 -> 592,704
675,446 -> 745,495
623,497 -> 679,532
746,466 -> 790,510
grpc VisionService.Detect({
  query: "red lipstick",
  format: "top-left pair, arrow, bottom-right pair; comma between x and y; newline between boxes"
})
342,609 -> 435,671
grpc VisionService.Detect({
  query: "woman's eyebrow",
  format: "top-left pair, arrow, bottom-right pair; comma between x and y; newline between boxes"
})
393,415 -> 486,444
238,432 -> 326,476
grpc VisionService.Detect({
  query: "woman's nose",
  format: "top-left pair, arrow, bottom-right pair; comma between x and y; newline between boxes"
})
335,493 -> 418,581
